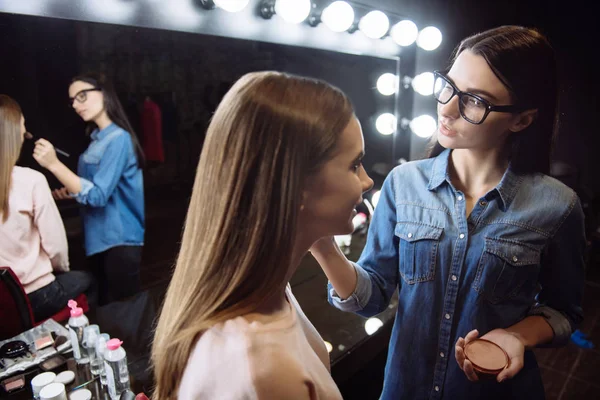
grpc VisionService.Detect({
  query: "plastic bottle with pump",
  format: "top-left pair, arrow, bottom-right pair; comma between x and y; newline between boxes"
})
104,338 -> 130,399
67,299 -> 89,364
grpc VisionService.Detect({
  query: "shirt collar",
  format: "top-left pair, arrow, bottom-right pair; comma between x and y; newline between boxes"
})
492,165 -> 523,211
427,148 -> 451,191
427,148 -> 523,211
91,123 -> 118,141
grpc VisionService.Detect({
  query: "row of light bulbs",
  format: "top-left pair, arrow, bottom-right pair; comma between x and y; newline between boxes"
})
201,0 -> 443,50
374,72 -> 437,138
199,2 -> 439,139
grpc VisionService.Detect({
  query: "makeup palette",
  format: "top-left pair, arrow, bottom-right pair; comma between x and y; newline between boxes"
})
1,374 -> 25,393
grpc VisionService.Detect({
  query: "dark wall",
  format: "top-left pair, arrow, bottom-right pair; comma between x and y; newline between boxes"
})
0,15 -> 87,187
0,13 -> 407,191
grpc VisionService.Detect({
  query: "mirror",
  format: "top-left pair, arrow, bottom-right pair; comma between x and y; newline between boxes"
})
0,10 -> 411,395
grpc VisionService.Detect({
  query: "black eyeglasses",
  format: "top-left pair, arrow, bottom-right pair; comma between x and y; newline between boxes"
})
69,88 -> 101,107
433,71 -> 523,125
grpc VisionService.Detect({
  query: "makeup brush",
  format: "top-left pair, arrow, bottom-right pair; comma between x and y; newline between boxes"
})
25,132 -> 70,157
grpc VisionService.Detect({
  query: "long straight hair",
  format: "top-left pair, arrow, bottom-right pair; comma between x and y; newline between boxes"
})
71,72 -> 145,168
151,71 -> 354,400
428,26 -> 558,175
0,95 -> 24,222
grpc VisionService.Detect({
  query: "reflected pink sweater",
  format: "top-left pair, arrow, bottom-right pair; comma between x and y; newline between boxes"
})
0,167 -> 69,293
178,286 -> 343,400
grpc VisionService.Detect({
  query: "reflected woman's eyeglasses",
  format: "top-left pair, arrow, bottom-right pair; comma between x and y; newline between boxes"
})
68,88 -> 101,107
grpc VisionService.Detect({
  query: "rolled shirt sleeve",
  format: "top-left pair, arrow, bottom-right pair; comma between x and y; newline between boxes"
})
529,193 -> 586,346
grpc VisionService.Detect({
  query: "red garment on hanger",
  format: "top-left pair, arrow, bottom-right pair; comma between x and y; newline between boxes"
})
141,98 -> 165,163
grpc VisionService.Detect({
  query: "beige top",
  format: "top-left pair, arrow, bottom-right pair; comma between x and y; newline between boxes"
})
0,167 -> 69,293
178,286 -> 342,400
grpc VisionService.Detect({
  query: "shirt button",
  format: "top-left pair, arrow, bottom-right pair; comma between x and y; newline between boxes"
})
459,233 -> 465,239
451,275 -> 457,281
440,352 -> 445,358
457,196 -> 463,201
435,386 -> 440,392
445,313 -> 451,320
479,200 -> 488,206
407,233 -> 413,238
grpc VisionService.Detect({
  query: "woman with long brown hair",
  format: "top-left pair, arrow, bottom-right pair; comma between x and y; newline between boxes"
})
0,94 -> 93,321
151,71 -> 373,399
33,72 -> 145,305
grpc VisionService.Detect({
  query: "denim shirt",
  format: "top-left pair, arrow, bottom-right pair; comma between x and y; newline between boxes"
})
329,149 -> 585,400
74,123 -> 145,256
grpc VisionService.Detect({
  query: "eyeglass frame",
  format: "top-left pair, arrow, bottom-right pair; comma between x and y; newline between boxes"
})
433,71 -> 525,125
68,88 -> 102,107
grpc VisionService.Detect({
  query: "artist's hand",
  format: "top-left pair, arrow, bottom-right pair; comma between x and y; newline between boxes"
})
33,138 -> 59,169
455,328 -> 525,383
52,187 -> 71,201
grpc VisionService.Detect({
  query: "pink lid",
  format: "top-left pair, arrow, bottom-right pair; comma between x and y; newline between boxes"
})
68,299 -> 83,317
106,339 -> 123,351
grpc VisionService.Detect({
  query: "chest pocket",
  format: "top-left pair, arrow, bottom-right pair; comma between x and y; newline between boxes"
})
473,237 -> 541,304
395,222 -> 443,284
81,151 -> 101,177
82,152 -> 101,164
82,130 -> 123,166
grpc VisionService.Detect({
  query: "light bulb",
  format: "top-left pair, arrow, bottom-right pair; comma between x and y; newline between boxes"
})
411,72 -> 435,96
321,1 -> 355,33
371,190 -> 381,208
390,20 -> 418,46
358,10 -> 390,39
213,0 -> 249,13
365,318 -> 383,335
417,26 -> 443,51
275,0 -> 311,24
377,73 -> 398,96
376,113 -> 397,136
410,115 -> 437,138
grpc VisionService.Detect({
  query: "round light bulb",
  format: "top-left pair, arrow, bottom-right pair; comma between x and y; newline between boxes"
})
417,26 -> 443,51
365,318 -> 383,335
371,190 -> 381,208
359,10 -> 390,39
376,73 -> 398,96
321,1 -> 355,33
376,113 -> 397,136
324,341 -> 333,353
411,72 -> 435,96
390,20 -> 418,46
213,0 -> 249,13
275,0 -> 311,24
410,115 -> 437,138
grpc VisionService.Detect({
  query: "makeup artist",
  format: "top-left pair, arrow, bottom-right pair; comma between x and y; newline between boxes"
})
33,73 -> 146,305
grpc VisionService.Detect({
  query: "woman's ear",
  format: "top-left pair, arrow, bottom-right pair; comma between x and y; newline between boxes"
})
510,109 -> 538,133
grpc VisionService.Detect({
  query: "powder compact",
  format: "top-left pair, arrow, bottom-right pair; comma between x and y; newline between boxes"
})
464,338 -> 509,378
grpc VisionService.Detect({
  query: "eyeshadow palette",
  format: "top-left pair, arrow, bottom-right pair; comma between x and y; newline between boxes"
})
0,319 -> 71,380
